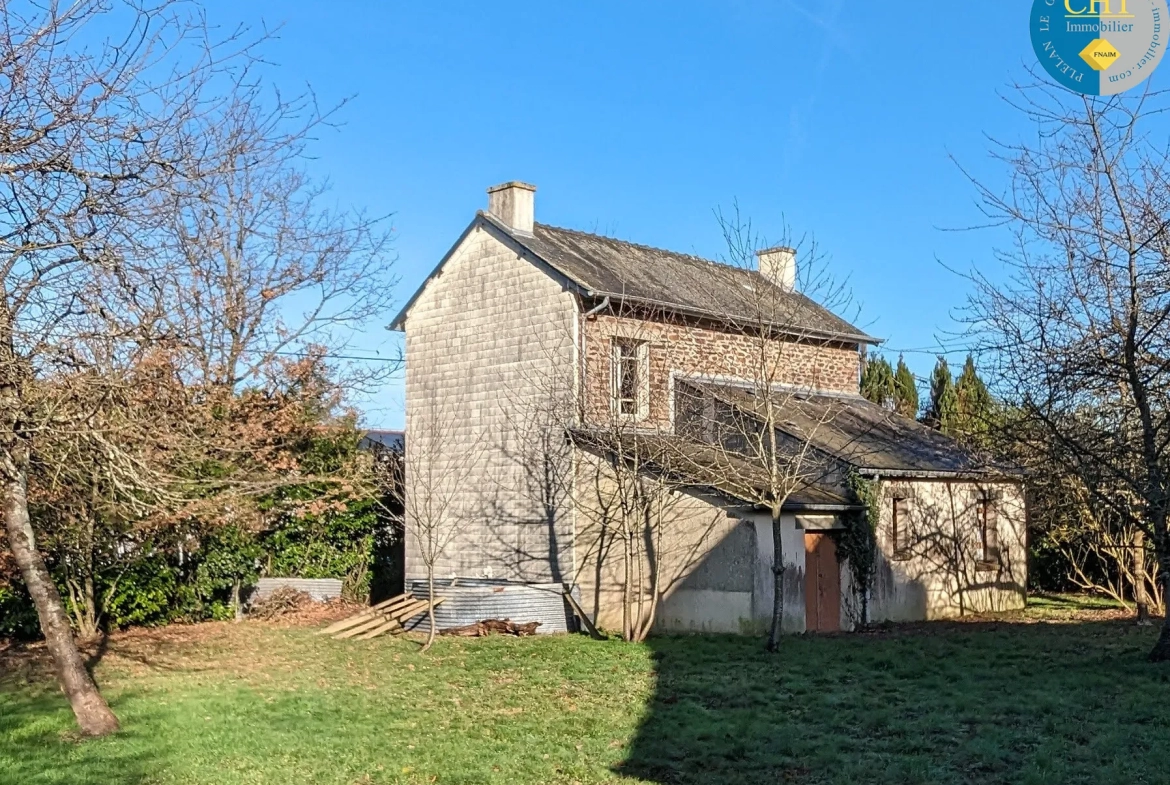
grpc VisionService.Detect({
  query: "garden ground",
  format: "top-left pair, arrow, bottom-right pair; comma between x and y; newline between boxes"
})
2,595 -> 1169,785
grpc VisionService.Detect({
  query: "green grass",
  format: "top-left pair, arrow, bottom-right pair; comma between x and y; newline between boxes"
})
2,604 -> 1169,785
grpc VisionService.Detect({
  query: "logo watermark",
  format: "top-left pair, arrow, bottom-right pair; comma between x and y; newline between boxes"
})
1031,0 -> 1168,94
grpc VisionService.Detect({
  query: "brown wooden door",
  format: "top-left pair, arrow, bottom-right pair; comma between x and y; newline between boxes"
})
804,533 -> 841,633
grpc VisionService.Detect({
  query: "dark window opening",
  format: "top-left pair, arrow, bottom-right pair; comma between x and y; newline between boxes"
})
892,496 -> 911,558
978,497 -> 999,564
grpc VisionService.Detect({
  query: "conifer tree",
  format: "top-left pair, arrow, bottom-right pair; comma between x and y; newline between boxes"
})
955,355 -> 994,444
924,357 -> 958,434
893,355 -> 919,419
860,355 -> 895,409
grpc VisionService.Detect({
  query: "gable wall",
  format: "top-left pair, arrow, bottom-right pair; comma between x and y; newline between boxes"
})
580,313 -> 860,428
402,225 -> 578,583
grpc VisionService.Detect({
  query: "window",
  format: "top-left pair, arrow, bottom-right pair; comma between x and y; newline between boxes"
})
977,496 -> 999,565
612,339 -> 648,419
892,496 -> 912,558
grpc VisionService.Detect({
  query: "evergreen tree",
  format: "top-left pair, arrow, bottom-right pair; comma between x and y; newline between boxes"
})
893,355 -> 919,419
955,354 -> 994,444
860,354 -> 895,409
924,356 -> 958,434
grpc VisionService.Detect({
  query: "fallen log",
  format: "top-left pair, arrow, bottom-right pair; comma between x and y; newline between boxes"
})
440,618 -> 542,637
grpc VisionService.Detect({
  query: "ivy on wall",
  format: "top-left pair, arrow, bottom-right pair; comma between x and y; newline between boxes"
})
840,470 -> 882,626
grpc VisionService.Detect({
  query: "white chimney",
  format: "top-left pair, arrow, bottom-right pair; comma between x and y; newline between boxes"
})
755,246 -> 796,291
486,181 -> 536,234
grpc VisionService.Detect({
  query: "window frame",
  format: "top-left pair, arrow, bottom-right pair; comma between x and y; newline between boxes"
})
611,338 -> 650,421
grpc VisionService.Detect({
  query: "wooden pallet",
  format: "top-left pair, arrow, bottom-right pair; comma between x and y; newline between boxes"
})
319,593 -> 444,641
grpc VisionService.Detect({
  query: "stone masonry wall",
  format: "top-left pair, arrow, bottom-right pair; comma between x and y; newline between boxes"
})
581,313 -> 861,428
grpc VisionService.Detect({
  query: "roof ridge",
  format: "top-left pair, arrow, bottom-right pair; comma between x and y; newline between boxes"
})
534,221 -> 761,278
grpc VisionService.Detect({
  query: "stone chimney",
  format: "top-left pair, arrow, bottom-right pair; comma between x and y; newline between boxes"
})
755,246 -> 796,291
486,181 -> 536,234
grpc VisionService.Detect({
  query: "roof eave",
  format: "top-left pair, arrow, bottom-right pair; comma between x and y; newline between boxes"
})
854,467 -> 1024,481
389,216 -> 484,331
782,501 -> 865,512
580,291 -> 880,346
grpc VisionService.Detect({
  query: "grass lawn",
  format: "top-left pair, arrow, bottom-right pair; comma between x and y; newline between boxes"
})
2,598 -> 1170,785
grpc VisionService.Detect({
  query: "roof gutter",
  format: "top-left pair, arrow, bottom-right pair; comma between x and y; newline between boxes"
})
583,295 -> 610,320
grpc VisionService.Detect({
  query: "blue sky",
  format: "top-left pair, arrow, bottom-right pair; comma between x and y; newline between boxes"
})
198,1 -> 1085,429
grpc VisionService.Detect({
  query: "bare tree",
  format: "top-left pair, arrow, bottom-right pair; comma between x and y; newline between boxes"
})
961,76 -> 1170,659
666,212 -> 859,651
152,94 -> 398,391
29,364 -> 175,639
1016,419 -> 1163,617
572,407 -> 721,643
0,0 -> 367,734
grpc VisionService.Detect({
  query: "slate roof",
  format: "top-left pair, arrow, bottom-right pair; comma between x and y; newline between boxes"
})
358,429 -> 404,452
571,381 -> 1012,513
689,381 -> 996,477
569,428 -> 860,512
392,212 -> 877,344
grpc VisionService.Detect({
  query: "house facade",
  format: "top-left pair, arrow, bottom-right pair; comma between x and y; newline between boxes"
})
391,182 -> 1027,635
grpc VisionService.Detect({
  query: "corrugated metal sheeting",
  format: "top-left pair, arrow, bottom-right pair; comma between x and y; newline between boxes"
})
254,577 -> 343,602
403,579 -> 577,634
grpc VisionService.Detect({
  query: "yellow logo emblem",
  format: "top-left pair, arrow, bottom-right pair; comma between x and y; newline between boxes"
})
1080,38 -> 1122,70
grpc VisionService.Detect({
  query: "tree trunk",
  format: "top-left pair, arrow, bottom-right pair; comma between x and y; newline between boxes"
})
231,579 -> 243,622
635,523 -> 664,643
3,467 -> 120,736
860,579 -> 870,628
1134,530 -> 1152,625
766,510 -> 785,652
622,533 -> 632,642
1149,564 -> 1170,662
421,567 -> 437,653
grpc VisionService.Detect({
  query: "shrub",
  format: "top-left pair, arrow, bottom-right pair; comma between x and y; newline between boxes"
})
0,583 -> 40,640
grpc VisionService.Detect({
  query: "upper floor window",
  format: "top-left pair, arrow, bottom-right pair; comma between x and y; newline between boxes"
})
977,494 -> 999,565
892,495 -> 912,558
612,338 -> 649,419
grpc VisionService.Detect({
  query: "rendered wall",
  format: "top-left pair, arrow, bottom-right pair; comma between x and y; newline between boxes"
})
574,470 -> 1028,635
573,449 -> 810,636
865,479 -> 1028,622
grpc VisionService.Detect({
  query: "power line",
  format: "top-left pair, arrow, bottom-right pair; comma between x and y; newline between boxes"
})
272,350 -> 402,364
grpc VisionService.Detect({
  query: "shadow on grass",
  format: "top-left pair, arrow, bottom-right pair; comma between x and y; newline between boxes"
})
0,686 -> 159,785
618,620 -> 1170,785
1028,592 -> 1125,611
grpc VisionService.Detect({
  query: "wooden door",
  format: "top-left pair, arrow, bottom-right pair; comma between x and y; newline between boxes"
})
804,533 -> 841,633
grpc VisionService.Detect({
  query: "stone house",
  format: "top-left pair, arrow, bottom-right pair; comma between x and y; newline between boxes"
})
390,181 -> 1027,635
